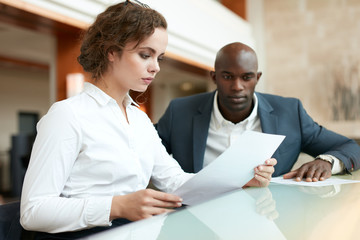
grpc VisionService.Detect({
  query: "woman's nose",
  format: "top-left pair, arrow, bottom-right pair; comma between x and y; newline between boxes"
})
149,59 -> 160,73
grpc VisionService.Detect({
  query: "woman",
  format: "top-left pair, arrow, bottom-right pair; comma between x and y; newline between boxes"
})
21,0 -> 189,236
20,0 -> 274,238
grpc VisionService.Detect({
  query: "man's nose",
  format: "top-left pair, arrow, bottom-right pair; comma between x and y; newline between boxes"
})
232,78 -> 244,91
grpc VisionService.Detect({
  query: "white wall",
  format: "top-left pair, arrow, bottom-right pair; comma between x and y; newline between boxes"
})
0,67 -> 50,190
17,0 -> 255,69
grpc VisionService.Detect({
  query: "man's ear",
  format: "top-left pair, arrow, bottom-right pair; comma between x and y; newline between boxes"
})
210,71 -> 216,84
257,71 -> 262,82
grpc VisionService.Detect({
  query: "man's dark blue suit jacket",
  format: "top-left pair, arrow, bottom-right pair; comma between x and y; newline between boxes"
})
155,91 -> 360,177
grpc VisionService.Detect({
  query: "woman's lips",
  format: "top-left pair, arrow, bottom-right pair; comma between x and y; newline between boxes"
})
142,78 -> 153,85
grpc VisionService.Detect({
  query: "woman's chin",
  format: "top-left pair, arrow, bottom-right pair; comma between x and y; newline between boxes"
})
131,86 -> 148,93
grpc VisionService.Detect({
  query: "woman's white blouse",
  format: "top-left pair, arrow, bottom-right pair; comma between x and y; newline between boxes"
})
20,83 -> 193,233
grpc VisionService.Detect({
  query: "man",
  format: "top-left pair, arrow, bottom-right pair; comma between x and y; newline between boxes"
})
155,42 -> 360,182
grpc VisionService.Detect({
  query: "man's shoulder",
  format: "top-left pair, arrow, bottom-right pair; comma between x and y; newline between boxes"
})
256,92 -> 301,104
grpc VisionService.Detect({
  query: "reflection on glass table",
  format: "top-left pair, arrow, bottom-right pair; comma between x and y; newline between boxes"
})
271,176 -> 360,240
83,188 -> 285,240
83,171 -> 360,240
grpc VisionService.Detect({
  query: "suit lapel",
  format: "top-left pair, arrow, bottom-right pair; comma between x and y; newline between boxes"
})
256,93 -> 281,162
192,92 -> 215,173
256,93 -> 278,134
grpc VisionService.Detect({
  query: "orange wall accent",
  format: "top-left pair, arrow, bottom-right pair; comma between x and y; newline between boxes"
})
56,31 -> 86,101
0,1 -> 86,101
221,0 -> 247,20
0,0 -> 89,29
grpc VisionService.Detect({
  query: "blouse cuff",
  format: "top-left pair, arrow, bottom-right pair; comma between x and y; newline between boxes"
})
85,196 -> 113,227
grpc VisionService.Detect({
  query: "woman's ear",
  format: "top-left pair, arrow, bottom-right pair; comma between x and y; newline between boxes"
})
108,51 -> 116,62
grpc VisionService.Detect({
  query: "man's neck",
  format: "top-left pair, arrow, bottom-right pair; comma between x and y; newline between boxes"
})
220,102 -> 254,124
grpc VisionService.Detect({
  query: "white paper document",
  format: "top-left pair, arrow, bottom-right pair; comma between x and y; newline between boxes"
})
173,131 -> 285,205
271,176 -> 360,187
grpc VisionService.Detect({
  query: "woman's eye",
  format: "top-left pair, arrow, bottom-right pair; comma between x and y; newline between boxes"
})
158,57 -> 164,62
140,53 -> 150,59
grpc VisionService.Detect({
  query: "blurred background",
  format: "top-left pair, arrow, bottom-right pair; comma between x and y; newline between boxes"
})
0,0 -> 359,202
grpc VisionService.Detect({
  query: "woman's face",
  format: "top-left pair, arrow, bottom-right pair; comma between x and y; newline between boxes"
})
107,27 -> 168,93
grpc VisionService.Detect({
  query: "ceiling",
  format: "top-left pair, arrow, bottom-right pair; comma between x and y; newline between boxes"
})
3,0 -> 254,68
0,21 -> 210,89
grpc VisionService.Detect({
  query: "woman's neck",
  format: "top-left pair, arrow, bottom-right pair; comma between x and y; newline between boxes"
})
93,78 -> 127,104
92,79 -> 129,123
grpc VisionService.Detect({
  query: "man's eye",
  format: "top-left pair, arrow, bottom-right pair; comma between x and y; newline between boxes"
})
242,75 -> 254,81
222,74 -> 232,80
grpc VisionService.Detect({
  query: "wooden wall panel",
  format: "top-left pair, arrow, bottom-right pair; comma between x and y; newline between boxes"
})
221,0 -> 247,20
0,2 -> 85,101
56,32 -> 86,101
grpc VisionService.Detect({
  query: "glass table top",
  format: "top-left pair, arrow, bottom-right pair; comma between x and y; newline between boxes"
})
83,171 -> 360,240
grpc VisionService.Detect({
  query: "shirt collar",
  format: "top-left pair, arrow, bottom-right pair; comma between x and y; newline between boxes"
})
83,82 -> 139,107
212,91 -> 259,128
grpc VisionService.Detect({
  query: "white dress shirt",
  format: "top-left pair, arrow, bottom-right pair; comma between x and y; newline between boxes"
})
203,92 -> 262,168
203,91 -> 343,173
20,82 -> 193,233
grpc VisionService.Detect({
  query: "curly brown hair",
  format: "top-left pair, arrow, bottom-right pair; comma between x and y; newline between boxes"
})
77,1 -> 167,80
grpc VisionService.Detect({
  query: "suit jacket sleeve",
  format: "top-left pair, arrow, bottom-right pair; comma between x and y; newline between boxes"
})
259,93 -> 360,176
296,99 -> 360,172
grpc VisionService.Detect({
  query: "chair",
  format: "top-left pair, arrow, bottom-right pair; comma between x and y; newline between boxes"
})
10,134 -> 36,197
0,201 -> 22,240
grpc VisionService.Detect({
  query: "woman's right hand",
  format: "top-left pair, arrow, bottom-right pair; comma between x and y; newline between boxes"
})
110,189 -> 183,221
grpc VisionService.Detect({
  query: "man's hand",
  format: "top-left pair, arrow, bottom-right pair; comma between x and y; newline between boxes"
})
283,159 -> 332,182
110,189 -> 183,221
244,158 -> 277,188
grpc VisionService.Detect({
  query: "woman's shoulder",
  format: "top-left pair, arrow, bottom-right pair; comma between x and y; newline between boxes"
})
47,98 -> 77,116
49,92 -> 92,114
41,95 -> 88,126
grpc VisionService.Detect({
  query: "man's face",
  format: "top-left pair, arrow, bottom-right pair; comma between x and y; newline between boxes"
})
211,49 -> 260,120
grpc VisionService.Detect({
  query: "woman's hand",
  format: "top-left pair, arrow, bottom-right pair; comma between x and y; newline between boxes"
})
244,158 -> 277,188
110,189 -> 183,221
